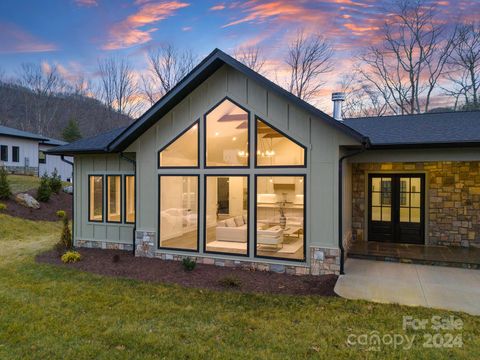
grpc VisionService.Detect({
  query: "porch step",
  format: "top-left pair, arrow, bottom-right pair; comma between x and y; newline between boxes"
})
347,242 -> 480,270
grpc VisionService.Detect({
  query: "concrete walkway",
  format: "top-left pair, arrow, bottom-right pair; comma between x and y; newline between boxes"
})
334,259 -> 480,315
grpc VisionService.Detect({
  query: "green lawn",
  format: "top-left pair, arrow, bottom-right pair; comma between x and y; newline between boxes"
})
7,174 -> 41,193
0,214 -> 479,359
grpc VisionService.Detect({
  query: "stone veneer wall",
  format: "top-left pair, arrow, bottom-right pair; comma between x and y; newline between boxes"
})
352,162 -> 480,247
135,230 -> 340,275
76,239 -> 134,251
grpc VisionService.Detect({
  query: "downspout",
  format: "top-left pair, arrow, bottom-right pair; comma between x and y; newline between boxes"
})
119,152 -> 137,255
338,141 -> 368,275
60,155 -> 74,245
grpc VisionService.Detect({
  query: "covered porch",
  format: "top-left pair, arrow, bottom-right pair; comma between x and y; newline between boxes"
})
344,160 -> 480,269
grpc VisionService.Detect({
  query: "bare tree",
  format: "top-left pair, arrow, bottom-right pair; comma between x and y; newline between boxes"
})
141,44 -> 196,105
444,23 -> 480,110
17,62 -> 66,133
234,45 -> 266,73
359,0 -> 456,114
285,30 -> 333,102
98,57 -> 140,117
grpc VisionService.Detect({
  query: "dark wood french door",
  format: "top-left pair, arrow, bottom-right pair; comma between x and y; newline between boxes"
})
368,174 -> 425,244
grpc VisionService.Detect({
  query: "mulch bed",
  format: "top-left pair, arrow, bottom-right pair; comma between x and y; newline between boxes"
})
3,190 -> 72,221
36,248 -> 338,296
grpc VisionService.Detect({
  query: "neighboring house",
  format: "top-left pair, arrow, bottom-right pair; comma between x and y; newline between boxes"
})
39,138 -> 74,182
0,125 -> 73,181
49,49 -> 480,276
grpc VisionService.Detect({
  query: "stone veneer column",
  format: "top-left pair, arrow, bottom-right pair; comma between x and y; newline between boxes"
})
310,247 -> 340,275
135,230 -> 156,257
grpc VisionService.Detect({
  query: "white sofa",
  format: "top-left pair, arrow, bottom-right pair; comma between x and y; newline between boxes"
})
215,215 -> 247,243
257,225 -> 284,248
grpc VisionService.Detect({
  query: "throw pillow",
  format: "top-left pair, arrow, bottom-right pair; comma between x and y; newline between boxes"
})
225,218 -> 236,227
234,215 -> 244,227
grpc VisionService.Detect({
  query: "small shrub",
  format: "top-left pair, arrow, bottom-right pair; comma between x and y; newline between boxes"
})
56,210 -> 66,218
0,203 -> 6,211
112,254 -> 120,263
61,251 -> 82,264
49,169 -> 62,194
36,173 -> 52,202
60,216 -> 73,249
182,257 -> 196,271
218,276 -> 242,288
0,168 -> 11,200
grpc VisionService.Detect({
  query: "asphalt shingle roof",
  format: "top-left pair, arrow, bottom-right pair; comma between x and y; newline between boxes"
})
344,111 -> 480,147
46,127 -> 126,155
0,125 -> 47,141
42,137 -> 68,146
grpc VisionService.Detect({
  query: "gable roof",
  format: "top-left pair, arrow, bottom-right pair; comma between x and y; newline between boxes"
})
47,127 -> 126,155
344,111 -> 480,148
107,48 -> 368,151
0,125 -> 47,141
41,137 -> 68,147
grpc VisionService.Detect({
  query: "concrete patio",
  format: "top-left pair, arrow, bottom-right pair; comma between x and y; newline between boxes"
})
334,258 -> 480,315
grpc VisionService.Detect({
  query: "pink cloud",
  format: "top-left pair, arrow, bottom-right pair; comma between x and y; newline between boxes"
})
74,0 -> 98,6
210,4 -> 226,11
103,1 -> 189,50
0,22 -> 57,53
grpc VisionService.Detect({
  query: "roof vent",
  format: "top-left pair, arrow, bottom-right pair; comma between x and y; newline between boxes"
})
332,92 -> 346,121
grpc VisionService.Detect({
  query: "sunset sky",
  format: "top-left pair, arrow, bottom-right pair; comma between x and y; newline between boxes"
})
0,0 -> 479,112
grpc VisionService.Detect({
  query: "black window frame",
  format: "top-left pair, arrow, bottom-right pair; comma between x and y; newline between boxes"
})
124,174 -> 136,224
0,145 -> 8,162
88,175 -> 104,223
204,96 -> 251,169
254,116 -> 307,168
254,174 -> 307,262
158,174 -> 200,252
157,120 -> 200,169
12,146 -> 19,163
106,174 -> 122,224
203,174 -> 250,257
39,150 -> 46,164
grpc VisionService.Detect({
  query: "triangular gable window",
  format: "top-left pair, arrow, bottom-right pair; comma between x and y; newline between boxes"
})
158,121 -> 198,168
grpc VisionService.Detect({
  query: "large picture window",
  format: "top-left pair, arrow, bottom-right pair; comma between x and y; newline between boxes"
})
159,175 -> 199,251
159,122 -> 198,167
89,175 -> 103,222
205,98 -> 249,167
125,175 -> 135,224
255,176 -> 305,261
256,118 -> 306,167
205,176 -> 248,255
107,175 -> 121,223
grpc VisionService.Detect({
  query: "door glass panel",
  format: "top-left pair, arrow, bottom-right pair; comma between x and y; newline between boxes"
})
410,208 -> 421,223
400,178 -> 410,192
400,207 -> 410,222
400,192 -> 409,207
411,193 -> 421,207
371,178 -> 381,192
372,206 -> 381,221
410,178 -> 421,193
372,192 -> 381,206
382,207 -> 391,222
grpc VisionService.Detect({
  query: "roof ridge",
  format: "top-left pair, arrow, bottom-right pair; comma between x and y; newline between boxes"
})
345,110 -> 480,121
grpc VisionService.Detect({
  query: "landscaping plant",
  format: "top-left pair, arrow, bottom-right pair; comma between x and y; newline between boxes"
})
0,203 -> 6,211
56,210 -> 66,219
182,257 -> 196,271
49,169 -> 63,194
0,167 -> 12,200
36,173 -> 52,202
61,250 -> 82,264
55,215 -> 72,254
218,276 -> 242,288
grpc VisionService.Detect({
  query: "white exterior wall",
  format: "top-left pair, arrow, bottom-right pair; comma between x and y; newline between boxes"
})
39,144 -> 73,181
0,135 -> 39,169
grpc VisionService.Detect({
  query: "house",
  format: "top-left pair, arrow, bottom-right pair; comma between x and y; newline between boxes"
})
48,49 -> 480,276
0,125 -> 73,181
39,137 -> 74,182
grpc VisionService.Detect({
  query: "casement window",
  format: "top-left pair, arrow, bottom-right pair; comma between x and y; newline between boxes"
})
89,175 -> 104,222
39,150 -> 46,164
205,99 -> 249,167
158,121 -> 199,168
12,146 -> 19,163
158,175 -> 199,251
125,175 -> 135,224
205,175 -> 249,255
0,145 -> 7,162
107,175 -> 121,223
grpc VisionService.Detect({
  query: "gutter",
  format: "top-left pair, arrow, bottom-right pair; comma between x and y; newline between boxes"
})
60,155 -> 74,246
338,140 -> 369,275
119,152 -> 137,255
